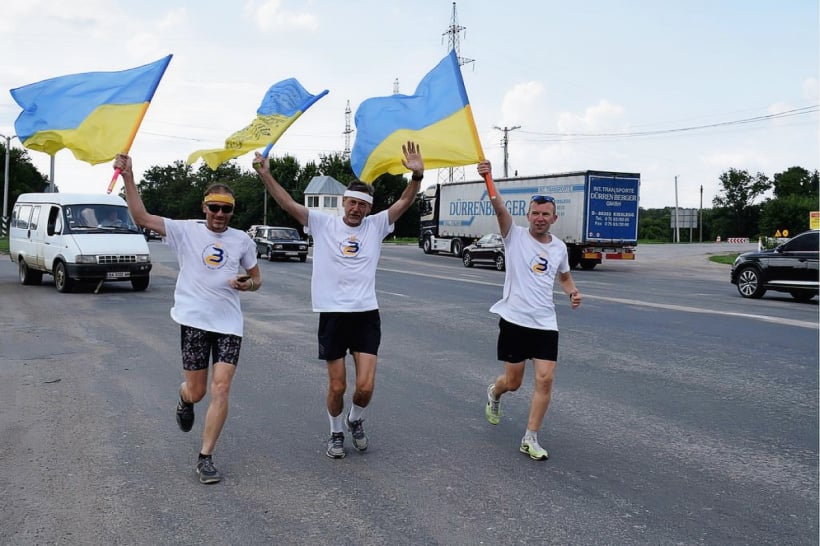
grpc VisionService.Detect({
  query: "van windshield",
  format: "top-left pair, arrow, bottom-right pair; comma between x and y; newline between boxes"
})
63,204 -> 142,234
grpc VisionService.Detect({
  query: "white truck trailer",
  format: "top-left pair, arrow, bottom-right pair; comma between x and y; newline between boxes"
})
418,170 -> 640,269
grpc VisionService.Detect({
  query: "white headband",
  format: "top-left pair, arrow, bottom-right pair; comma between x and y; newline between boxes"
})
343,190 -> 373,204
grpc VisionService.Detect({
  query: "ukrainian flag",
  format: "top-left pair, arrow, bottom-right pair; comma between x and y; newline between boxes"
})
11,55 -> 172,164
351,50 -> 485,183
188,78 -> 329,170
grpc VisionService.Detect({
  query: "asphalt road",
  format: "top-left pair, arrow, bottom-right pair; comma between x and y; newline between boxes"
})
1,241 -> 817,545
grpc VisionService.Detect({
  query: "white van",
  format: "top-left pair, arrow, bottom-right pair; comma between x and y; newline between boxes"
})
9,193 -> 152,293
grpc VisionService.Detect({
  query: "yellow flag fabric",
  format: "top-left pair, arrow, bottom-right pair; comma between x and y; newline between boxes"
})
188,78 -> 328,170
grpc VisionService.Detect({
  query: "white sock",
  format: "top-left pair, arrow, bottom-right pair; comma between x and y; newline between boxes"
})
328,410 -> 345,434
523,430 -> 538,443
348,403 -> 365,422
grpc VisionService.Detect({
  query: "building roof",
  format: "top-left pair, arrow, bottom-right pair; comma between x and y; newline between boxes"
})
304,175 -> 346,196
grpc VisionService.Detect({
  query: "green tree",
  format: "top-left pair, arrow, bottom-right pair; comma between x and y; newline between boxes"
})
711,168 -> 771,238
638,207 -> 673,241
771,166 -> 818,198
1,143 -> 50,217
760,194 -> 817,236
758,166 -> 819,236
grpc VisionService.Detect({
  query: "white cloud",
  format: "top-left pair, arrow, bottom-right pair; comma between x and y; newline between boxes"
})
499,81 -> 545,126
157,8 -> 187,30
556,99 -> 627,133
802,78 -> 818,101
244,0 -> 318,32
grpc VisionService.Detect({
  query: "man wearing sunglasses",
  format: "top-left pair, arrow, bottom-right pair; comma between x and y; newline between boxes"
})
477,160 -> 582,461
114,153 -> 261,484
252,141 -> 424,459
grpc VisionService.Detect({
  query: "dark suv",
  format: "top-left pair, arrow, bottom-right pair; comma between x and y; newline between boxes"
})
253,226 -> 308,262
730,229 -> 818,301
462,233 -> 505,271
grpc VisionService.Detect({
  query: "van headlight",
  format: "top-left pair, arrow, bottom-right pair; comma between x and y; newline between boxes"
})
76,255 -> 97,264
136,254 -> 151,263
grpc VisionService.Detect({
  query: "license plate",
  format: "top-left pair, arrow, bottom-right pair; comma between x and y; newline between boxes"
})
106,271 -> 130,279
285,252 -> 298,256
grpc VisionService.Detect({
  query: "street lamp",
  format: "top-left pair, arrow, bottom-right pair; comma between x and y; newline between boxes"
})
0,132 -> 16,238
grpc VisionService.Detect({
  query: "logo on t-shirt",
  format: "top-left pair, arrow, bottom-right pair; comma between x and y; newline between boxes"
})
529,254 -> 550,275
202,243 -> 228,269
339,237 -> 360,257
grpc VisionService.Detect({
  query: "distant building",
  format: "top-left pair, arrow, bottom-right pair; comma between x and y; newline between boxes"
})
304,175 -> 346,217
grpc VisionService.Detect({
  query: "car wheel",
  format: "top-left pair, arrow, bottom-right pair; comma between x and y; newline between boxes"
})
451,239 -> 463,258
736,266 -> 766,298
299,254 -> 307,262
422,237 -> 433,254
462,251 -> 473,267
569,247 -> 582,269
19,259 -> 43,285
131,277 -> 150,291
790,290 -> 816,302
495,253 -> 505,271
579,259 -> 597,270
54,261 -> 74,293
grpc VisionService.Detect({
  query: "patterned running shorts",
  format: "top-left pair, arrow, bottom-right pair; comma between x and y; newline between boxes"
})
180,325 -> 242,371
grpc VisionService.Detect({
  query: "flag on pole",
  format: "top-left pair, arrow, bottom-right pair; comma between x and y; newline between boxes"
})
188,78 -> 329,170
350,50 -> 485,183
11,55 -> 172,164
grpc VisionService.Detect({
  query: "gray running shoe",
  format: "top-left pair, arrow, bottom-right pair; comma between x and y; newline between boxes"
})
196,455 -> 222,484
326,432 -> 346,459
345,414 -> 369,451
485,384 -> 501,425
176,386 -> 194,432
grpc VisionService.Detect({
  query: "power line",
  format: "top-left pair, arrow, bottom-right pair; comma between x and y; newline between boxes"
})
519,105 -> 818,141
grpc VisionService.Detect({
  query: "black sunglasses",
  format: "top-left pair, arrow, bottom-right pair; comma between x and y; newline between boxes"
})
531,195 -> 555,204
206,204 -> 234,214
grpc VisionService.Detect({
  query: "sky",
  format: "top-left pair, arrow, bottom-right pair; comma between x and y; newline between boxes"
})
1,0 -> 817,210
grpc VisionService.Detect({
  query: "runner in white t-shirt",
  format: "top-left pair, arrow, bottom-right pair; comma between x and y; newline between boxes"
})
253,141 -> 425,459
477,160 -> 583,461
115,153 -> 261,484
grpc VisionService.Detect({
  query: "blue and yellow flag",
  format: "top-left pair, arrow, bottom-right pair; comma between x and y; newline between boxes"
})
351,50 -> 485,183
188,79 -> 329,170
11,55 -> 172,164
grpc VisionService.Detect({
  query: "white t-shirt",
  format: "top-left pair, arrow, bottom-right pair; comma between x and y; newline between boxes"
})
163,219 -> 258,336
489,225 -> 570,331
307,209 -> 394,312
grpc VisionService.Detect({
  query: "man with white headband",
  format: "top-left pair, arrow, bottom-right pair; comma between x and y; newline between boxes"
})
253,141 -> 424,459
114,153 -> 261,484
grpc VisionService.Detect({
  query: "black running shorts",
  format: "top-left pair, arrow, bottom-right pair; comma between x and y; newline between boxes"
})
497,317 -> 559,363
318,310 -> 381,361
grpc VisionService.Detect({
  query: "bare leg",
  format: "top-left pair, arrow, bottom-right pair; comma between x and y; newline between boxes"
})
326,358 -> 346,417
491,361 -> 526,397
526,358 -> 556,432
200,362 -> 236,455
351,352 -> 377,408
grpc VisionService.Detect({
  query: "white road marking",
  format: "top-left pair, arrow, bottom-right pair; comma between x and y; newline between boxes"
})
378,267 -> 818,329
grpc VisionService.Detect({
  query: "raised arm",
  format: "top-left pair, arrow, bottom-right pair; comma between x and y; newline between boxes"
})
114,154 -> 166,236
477,161 -> 513,237
387,141 -> 425,225
252,153 -> 309,226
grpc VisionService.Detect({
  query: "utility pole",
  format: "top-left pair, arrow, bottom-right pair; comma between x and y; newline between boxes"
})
493,125 -> 520,178
674,175 -> 680,243
699,184 -> 703,242
0,133 -> 12,237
